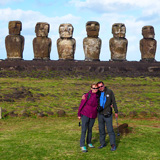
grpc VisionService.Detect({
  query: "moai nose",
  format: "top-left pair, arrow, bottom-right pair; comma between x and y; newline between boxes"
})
64,25 -> 68,31
13,22 -> 17,28
91,24 -> 95,28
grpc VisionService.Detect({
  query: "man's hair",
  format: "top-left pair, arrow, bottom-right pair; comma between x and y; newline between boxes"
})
97,81 -> 104,85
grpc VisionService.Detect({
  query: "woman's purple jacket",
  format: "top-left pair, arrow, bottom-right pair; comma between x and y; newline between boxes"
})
78,90 -> 99,119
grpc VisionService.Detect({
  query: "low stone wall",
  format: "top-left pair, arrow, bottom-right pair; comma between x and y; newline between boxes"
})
0,60 -> 160,77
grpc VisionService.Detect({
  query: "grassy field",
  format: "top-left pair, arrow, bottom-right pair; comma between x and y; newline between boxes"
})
0,117 -> 160,160
0,77 -> 160,117
0,77 -> 160,159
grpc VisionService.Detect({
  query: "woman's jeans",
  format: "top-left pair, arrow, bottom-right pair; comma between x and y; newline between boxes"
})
80,115 -> 95,147
98,113 -> 115,146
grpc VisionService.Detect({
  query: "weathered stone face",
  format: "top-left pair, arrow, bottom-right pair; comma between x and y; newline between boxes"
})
35,22 -> 49,37
57,23 -> 76,60
83,21 -> 101,61
142,26 -> 155,39
59,23 -> 73,38
33,22 -> 51,60
112,23 -> 126,38
140,26 -> 156,61
110,23 -> 128,61
86,21 -> 100,38
5,21 -> 24,59
9,21 -> 22,35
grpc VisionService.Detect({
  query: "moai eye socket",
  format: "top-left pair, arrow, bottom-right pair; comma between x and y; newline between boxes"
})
113,24 -> 118,28
143,27 -> 147,31
68,26 -> 72,31
44,25 -> 49,31
60,26 -> 65,31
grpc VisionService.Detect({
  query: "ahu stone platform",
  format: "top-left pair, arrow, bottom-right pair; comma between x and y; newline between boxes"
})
0,60 -> 160,78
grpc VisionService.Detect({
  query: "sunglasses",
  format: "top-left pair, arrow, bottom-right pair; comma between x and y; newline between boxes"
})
98,85 -> 104,88
92,87 -> 99,90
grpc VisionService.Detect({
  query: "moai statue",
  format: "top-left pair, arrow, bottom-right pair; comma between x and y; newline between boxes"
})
83,21 -> 101,61
57,23 -> 76,60
140,26 -> 157,62
33,22 -> 52,60
5,21 -> 24,60
109,23 -> 128,61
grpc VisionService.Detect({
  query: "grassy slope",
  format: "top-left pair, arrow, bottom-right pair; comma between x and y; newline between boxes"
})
0,77 -> 160,159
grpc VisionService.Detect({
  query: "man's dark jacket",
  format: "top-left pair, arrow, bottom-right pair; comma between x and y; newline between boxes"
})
98,87 -> 118,115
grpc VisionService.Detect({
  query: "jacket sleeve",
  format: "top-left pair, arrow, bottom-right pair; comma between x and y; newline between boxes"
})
111,90 -> 118,113
77,93 -> 88,117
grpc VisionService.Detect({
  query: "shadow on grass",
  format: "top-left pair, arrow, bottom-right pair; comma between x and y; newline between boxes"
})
91,128 -> 121,149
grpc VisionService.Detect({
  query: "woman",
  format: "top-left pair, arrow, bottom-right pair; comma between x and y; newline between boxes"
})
78,83 -> 99,152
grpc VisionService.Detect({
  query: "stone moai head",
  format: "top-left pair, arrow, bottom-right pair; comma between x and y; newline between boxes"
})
112,23 -> 126,38
35,22 -> 50,37
5,20 -> 24,60
140,25 -> 157,61
9,21 -> 22,35
86,21 -> 100,38
33,22 -> 51,60
142,26 -> 155,39
59,23 -> 73,38
110,23 -> 128,61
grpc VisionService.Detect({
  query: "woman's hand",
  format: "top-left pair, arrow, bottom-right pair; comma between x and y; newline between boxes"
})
82,94 -> 86,100
78,116 -> 81,120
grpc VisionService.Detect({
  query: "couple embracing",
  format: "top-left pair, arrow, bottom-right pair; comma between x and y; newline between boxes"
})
78,81 -> 118,152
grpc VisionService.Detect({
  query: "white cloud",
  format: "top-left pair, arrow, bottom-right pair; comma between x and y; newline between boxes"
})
70,0 -> 160,17
0,0 -> 22,5
0,8 -> 81,32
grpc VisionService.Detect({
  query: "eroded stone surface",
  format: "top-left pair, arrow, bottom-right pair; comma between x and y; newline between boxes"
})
5,21 -> 24,60
83,21 -> 101,61
140,26 -> 157,61
57,23 -> 76,60
109,23 -> 128,61
33,22 -> 52,60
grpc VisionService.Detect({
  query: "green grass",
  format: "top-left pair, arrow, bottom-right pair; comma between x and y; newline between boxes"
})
0,117 -> 160,160
0,77 -> 160,117
0,77 -> 160,159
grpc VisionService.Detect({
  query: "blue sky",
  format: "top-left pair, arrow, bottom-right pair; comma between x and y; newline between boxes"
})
0,0 -> 160,61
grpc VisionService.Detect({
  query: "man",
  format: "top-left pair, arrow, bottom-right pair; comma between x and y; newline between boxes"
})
97,81 -> 118,151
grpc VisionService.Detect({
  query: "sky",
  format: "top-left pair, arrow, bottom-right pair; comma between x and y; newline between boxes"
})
0,0 -> 160,61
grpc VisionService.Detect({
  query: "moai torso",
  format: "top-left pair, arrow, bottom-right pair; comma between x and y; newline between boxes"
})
57,23 -> 76,60
83,21 -> 101,61
109,23 -> 128,61
33,22 -> 52,60
5,21 -> 24,59
140,26 -> 157,61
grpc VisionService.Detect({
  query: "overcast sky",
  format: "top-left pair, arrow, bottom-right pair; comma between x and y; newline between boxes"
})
0,0 -> 160,61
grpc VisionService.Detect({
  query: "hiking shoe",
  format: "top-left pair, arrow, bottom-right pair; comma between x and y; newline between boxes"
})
111,144 -> 116,151
81,146 -> 87,152
88,144 -> 95,148
98,144 -> 106,149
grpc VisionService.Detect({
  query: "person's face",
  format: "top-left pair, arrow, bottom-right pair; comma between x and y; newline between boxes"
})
97,83 -> 105,92
91,85 -> 99,93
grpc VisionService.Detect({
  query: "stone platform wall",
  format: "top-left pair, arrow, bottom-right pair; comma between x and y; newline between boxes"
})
0,60 -> 160,77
